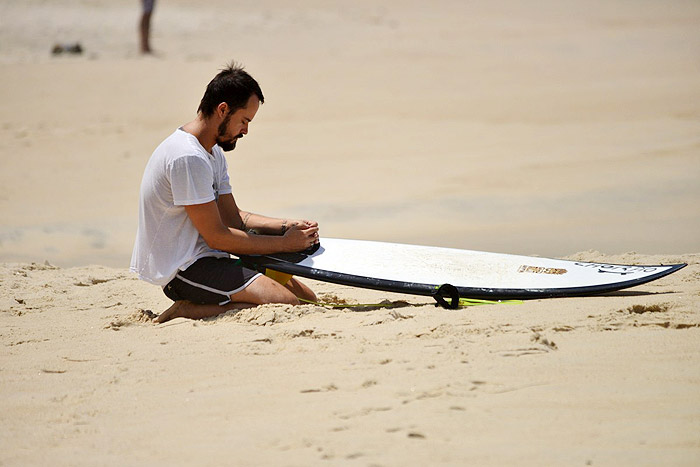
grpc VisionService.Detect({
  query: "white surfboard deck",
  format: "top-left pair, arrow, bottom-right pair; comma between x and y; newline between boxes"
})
240,238 -> 686,299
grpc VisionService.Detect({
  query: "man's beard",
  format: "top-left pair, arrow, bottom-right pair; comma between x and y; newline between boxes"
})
217,137 -> 238,152
216,115 -> 241,152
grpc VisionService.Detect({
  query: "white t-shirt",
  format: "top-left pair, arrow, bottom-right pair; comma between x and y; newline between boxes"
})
130,128 -> 233,286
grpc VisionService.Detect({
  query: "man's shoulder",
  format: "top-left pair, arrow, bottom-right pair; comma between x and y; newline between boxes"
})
156,129 -> 209,163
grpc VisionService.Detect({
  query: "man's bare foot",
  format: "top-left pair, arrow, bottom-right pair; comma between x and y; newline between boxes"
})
155,301 -> 188,323
155,300 -> 255,324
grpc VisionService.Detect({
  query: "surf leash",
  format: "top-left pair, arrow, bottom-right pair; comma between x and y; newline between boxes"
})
432,284 -> 523,309
298,287 -> 522,310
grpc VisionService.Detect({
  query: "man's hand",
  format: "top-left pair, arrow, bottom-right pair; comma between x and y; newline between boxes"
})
283,222 -> 319,252
288,219 -> 318,229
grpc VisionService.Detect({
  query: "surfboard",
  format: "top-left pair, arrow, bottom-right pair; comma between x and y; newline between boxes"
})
239,238 -> 686,300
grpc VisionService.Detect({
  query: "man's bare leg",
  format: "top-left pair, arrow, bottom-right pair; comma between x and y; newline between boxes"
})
285,277 -> 317,302
155,275 -> 299,324
231,275 -> 300,305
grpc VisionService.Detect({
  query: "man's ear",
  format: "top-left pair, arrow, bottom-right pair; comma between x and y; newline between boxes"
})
216,102 -> 229,118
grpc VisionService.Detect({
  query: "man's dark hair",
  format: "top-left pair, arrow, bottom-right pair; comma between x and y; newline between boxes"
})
197,62 -> 264,117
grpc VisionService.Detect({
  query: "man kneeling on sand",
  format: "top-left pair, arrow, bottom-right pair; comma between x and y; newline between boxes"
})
130,62 -> 319,323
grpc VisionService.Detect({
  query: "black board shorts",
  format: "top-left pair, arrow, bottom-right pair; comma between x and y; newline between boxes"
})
163,256 -> 261,305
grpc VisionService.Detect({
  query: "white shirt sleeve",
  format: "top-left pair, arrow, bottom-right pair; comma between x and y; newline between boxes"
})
168,155 -> 215,205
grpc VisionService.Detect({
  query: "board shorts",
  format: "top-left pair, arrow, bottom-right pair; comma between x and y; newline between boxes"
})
163,256 -> 261,305
142,0 -> 155,13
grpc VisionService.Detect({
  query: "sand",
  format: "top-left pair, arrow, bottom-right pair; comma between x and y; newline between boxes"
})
1,0 -> 699,465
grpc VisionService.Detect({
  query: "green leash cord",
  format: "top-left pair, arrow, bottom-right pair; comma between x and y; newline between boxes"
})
433,283 -> 522,309
453,297 -> 523,307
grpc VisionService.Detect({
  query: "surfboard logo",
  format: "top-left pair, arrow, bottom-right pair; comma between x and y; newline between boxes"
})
518,265 -> 567,275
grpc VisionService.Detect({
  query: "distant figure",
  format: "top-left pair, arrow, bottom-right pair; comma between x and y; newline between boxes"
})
139,0 -> 156,54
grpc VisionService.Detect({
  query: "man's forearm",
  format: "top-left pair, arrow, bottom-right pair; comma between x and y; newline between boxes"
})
217,227 -> 288,255
239,211 -> 286,235
187,201 -> 318,256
